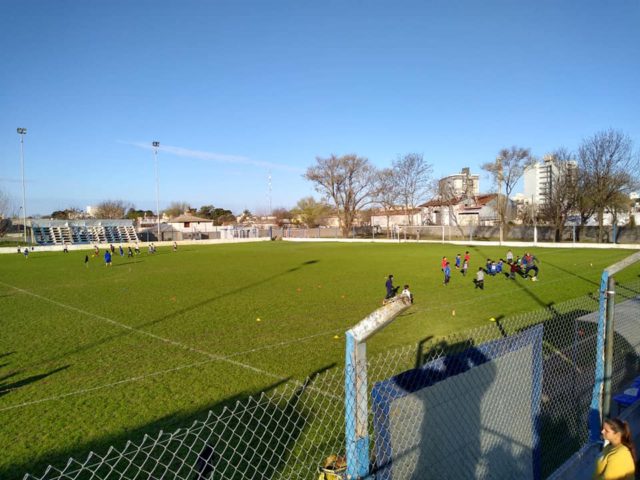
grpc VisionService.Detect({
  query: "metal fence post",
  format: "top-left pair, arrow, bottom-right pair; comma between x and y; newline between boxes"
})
603,277 -> 616,418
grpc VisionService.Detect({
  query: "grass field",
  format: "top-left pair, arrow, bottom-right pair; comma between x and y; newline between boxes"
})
1,241 -> 638,478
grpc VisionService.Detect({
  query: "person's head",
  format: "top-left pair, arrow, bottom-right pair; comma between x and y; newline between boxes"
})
404,284 -> 409,290
602,418 -> 636,459
478,267 -> 483,271
388,274 -> 393,280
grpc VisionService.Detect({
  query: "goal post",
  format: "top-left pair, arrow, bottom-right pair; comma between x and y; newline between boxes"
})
344,296 -> 412,479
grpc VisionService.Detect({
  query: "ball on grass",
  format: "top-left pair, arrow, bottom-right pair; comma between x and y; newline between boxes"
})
256,318 -> 261,322
489,317 -> 496,322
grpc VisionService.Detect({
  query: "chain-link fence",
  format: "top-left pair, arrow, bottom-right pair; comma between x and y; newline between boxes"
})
23,279 -> 640,480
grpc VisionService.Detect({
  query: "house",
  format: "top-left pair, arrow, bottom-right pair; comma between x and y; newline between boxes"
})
370,208 -> 423,229
419,194 -> 509,226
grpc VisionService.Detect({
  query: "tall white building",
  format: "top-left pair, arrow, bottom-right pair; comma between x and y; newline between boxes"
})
523,155 -> 577,205
439,167 -> 480,198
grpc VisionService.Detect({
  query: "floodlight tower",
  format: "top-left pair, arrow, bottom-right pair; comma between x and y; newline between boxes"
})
152,141 -> 161,241
17,128 -> 27,243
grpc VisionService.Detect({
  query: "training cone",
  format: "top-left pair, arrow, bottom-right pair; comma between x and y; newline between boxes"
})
489,317 -> 496,322
256,318 -> 261,322
452,310 -> 456,316
333,335 -> 339,339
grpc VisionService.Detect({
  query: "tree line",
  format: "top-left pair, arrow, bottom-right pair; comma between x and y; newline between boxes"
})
303,129 -> 638,241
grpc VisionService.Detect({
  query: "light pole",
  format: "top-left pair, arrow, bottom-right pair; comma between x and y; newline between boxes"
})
152,141 -> 160,241
17,128 -> 27,244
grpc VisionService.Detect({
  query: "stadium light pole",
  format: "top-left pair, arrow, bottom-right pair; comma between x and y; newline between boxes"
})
17,128 -> 27,244
152,141 -> 160,241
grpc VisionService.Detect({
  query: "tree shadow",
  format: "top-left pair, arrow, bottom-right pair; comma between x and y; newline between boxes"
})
17,260 -> 321,373
0,365 -> 70,399
540,259 -> 599,288
6,363 -> 335,480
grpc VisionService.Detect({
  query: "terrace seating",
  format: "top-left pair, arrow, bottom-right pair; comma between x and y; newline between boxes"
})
31,221 -> 139,246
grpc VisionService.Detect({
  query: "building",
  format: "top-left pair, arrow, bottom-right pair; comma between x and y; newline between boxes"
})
438,167 -> 480,198
523,155 -> 577,206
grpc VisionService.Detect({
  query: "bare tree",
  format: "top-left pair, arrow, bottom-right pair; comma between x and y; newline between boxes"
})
0,189 -> 12,219
482,147 -> 535,237
392,153 -> 433,225
163,201 -> 191,218
304,154 -> 376,236
290,197 -> 331,228
537,149 -> 578,242
578,129 -> 639,242
94,200 -> 132,219
371,168 -> 400,236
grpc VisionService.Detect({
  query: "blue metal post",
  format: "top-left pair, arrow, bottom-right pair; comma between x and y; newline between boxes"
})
589,271 -> 609,441
345,332 -> 370,478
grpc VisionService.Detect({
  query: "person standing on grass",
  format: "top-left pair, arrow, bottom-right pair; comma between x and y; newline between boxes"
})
84,254 -> 89,267
455,254 -> 461,270
461,259 -> 468,276
23,248 -> 29,259
135,242 -> 140,255
119,245 -> 124,256
475,267 -> 484,289
506,249 -> 513,264
127,246 -> 133,258
104,249 -> 112,266
509,261 -> 518,280
385,274 -> 398,301
593,417 -> 636,480
464,251 -> 470,267
443,262 -> 451,285
441,256 -> 448,272
110,244 -> 115,254
173,241 -> 178,252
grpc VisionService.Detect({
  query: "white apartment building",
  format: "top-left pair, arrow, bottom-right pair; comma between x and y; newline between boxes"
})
523,155 -> 577,205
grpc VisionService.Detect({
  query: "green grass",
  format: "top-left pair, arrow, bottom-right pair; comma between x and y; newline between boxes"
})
0,241 -> 638,478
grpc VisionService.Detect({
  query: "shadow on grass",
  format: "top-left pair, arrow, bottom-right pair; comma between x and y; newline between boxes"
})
20,260 -> 320,373
7,364 -> 334,480
0,365 -> 70,399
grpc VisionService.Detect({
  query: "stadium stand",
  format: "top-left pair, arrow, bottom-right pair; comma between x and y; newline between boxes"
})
29,220 -> 139,245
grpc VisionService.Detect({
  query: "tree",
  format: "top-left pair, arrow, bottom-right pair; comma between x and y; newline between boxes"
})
290,197 -> 331,228
578,129 -> 639,242
163,201 -> 191,218
371,169 -> 400,235
304,154 -> 376,236
0,189 -> 12,219
271,208 -> 291,227
482,147 -> 534,237
392,153 -> 433,225
536,149 -> 578,242
94,200 -> 132,219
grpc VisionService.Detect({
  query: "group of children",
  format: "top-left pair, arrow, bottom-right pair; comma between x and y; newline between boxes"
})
384,248 -> 540,303
81,241 -> 179,267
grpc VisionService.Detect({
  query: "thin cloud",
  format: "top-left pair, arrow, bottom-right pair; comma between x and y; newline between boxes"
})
123,141 -> 304,173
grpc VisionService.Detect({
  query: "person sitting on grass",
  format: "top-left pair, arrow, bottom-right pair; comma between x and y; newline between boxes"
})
402,285 -> 414,304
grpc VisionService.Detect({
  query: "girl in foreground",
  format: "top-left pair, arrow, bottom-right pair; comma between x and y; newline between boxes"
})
593,417 -> 636,479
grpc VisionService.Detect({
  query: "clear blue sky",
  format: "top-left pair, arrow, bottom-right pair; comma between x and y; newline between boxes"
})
1,0 -> 638,216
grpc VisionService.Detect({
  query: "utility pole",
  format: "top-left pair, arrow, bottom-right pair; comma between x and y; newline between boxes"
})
152,141 -> 161,241
17,128 -> 27,244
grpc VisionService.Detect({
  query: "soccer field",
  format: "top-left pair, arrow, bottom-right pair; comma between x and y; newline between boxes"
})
0,241 -> 637,478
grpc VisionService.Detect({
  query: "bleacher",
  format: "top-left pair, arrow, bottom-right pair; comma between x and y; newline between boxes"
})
29,220 -> 139,246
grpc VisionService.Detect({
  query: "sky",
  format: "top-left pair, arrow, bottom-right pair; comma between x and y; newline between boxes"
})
1,0 -> 639,216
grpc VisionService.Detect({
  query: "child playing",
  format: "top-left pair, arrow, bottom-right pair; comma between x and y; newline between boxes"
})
443,262 -> 451,285
475,267 -> 484,289
402,285 -> 414,304
455,254 -> 461,270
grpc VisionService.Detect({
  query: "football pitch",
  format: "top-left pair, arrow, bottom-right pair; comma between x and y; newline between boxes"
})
0,241 -> 638,478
